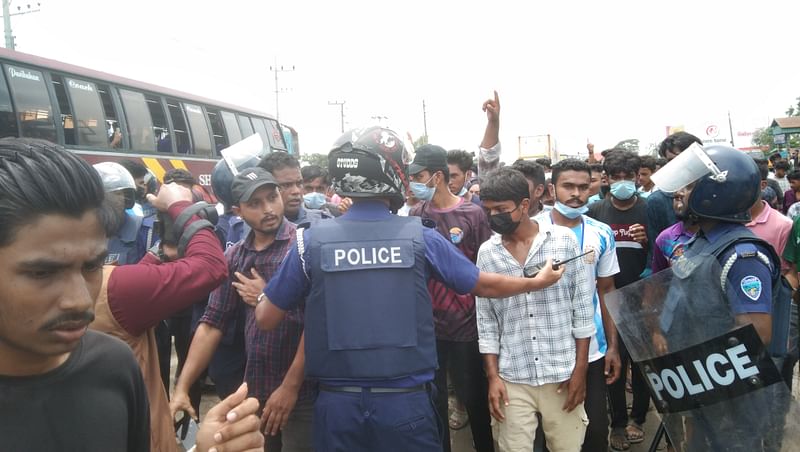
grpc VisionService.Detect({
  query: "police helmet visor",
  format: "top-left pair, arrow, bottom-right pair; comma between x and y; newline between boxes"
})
220,134 -> 267,176
651,143 -> 725,193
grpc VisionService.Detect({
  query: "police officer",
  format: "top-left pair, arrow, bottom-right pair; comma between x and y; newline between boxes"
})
93,161 -> 145,266
653,144 -> 789,451
254,126 -> 566,452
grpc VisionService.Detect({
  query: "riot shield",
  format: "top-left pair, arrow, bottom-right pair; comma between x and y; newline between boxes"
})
606,256 -> 800,452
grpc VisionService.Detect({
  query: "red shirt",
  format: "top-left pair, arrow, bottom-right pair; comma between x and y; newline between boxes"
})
107,201 -> 228,336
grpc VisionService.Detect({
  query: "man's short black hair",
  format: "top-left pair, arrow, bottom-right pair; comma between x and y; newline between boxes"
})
589,163 -> 604,175
301,164 -> 327,183
447,150 -> 474,173
657,131 -> 702,158
753,158 -> 769,181
788,170 -> 800,182
603,150 -> 641,178
259,151 -> 300,174
655,158 -> 668,169
119,159 -> 148,179
163,168 -> 195,186
551,159 -> 592,185
639,155 -> 657,172
0,138 -> 106,247
775,160 -> 790,171
480,168 -> 530,206
534,157 -> 552,170
511,159 -> 546,187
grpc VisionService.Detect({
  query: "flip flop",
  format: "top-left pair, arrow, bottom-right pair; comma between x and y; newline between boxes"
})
610,427 -> 630,451
625,422 -> 645,444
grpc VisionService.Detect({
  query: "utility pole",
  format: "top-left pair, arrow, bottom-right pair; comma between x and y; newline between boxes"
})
328,100 -> 345,132
422,99 -> 428,144
1,1 -> 41,50
727,110 -> 735,147
269,58 -> 294,123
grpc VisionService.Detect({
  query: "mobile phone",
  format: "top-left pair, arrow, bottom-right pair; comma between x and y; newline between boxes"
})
175,412 -> 199,450
523,249 -> 594,278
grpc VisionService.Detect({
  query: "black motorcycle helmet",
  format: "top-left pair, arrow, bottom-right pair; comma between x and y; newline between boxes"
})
328,127 -> 414,211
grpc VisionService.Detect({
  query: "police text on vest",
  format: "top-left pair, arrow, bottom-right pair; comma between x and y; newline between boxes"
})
334,247 -> 403,267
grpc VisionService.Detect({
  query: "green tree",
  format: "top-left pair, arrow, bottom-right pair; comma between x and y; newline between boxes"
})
752,127 -> 774,148
413,135 -> 428,148
785,97 -> 800,117
614,138 -> 640,153
300,153 -> 328,168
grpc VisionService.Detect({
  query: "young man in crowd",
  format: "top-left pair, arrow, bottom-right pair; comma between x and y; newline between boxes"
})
770,160 -> 791,194
408,144 -> 495,452
301,164 -> 347,217
535,159 -> 621,452
588,163 -> 604,199
637,155 -> 657,198
172,167 -> 313,452
651,183 -> 699,274
783,170 -> 800,214
587,149 -> 651,451
448,149 -> 481,205
511,159 -> 549,217
259,152 -> 332,224
0,138 -> 262,452
477,167 -> 594,452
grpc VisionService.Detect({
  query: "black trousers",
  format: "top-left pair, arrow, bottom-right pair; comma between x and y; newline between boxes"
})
433,339 -> 494,452
607,336 -> 650,429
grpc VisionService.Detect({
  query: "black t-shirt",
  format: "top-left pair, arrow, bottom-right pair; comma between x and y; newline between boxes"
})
0,330 -> 150,451
588,196 -> 649,288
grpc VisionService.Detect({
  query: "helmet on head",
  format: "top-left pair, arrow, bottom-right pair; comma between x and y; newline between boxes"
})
687,145 -> 760,223
211,134 -> 267,208
93,161 -> 136,209
328,126 -> 413,210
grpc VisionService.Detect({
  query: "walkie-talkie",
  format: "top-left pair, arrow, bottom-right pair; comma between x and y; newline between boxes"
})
523,249 -> 594,278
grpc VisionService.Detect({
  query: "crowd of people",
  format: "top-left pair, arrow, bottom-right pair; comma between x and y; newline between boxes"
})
0,90 -> 797,452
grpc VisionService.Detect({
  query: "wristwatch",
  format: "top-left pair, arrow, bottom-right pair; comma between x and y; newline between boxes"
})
257,292 -> 267,305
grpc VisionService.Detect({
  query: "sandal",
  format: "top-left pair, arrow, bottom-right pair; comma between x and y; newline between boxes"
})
610,427 -> 630,451
447,395 -> 469,430
625,422 -> 645,444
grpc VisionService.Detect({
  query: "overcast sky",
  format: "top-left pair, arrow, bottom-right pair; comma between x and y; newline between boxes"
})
10,0 -> 800,161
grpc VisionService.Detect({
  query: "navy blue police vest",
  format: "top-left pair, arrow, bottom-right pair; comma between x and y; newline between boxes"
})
106,211 -> 144,266
662,224 -> 790,357
305,215 -> 438,380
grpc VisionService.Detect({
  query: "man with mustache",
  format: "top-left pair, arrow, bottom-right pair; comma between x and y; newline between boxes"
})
173,167 -> 314,452
534,159 -> 621,452
0,138 -> 263,452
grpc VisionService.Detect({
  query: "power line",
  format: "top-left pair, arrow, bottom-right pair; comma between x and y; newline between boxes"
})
2,1 -> 41,50
269,59 -> 294,123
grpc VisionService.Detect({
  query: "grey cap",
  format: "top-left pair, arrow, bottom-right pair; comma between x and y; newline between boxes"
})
231,167 -> 278,204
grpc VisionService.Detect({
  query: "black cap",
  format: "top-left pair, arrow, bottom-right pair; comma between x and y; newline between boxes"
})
231,167 -> 278,204
408,144 -> 448,175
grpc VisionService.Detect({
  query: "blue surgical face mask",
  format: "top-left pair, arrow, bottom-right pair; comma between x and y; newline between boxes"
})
303,192 -> 326,209
554,201 -> 588,219
610,180 -> 637,201
410,174 -> 436,201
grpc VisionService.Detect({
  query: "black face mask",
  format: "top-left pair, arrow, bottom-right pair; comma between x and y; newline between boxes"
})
489,205 -> 522,235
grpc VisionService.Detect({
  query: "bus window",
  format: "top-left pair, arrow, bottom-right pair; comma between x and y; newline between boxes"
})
266,119 -> 287,151
97,83 -> 122,149
205,108 -> 228,153
146,95 -> 171,152
119,89 -> 155,151
166,98 -> 191,154
251,117 -> 270,149
50,74 -> 76,145
64,77 -> 107,148
237,114 -> 254,138
0,69 -> 18,138
5,65 -> 56,142
184,103 -> 212,157
221,110 -> 241,144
